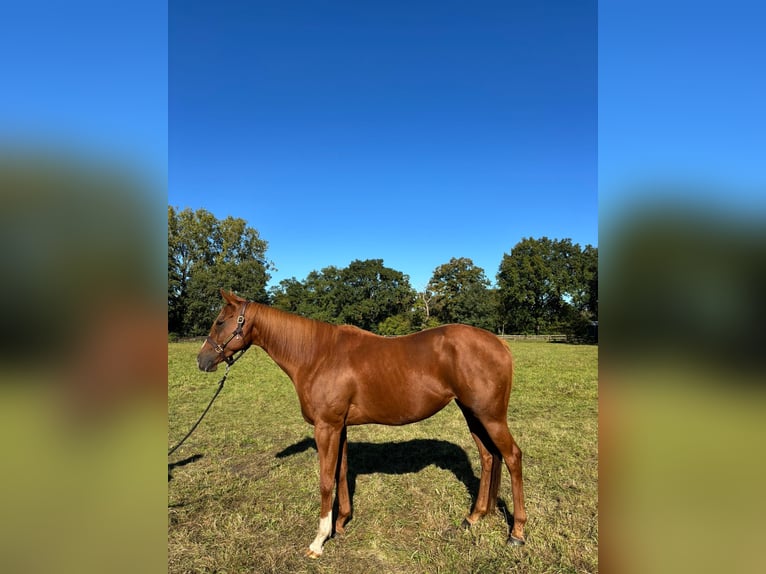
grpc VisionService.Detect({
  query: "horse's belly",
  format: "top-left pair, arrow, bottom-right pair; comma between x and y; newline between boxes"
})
346,381 -> 454,426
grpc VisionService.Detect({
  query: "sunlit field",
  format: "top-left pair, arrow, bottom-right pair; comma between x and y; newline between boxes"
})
169,340 -> 598,573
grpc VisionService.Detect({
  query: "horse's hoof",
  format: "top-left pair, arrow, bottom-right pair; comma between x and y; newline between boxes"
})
460,518 -> 473,530
304,548 -> 322,559
334,520 -> 348,536
508,535 -> 526,546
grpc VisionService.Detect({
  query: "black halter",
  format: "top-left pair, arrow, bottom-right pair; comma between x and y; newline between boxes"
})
205,301 -> 250,366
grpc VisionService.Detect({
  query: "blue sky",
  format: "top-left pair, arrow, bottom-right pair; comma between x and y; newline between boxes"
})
6,2 -> 761,293
169,1 -> 597,289
599,0 -> 766,218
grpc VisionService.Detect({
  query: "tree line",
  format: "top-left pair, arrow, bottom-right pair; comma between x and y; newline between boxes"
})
169,207 -> 598,340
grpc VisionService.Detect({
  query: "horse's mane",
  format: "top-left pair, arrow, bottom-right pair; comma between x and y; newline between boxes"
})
253,304 -> 337,366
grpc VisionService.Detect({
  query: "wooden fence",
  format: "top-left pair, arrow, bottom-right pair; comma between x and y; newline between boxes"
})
498,334 -> 568,342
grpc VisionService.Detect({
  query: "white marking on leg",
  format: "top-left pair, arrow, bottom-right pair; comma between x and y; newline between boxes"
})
308,513 -> 332,556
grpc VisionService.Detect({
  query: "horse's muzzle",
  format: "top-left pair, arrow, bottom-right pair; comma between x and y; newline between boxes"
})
197,353 -> 219,373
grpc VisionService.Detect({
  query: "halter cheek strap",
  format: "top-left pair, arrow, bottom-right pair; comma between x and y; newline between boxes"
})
206,301 -> 250,366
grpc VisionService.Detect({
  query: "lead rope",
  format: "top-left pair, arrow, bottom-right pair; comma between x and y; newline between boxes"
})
168,348 -> 247,457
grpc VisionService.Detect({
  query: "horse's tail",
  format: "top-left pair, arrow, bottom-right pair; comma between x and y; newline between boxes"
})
486,452 -> 503,514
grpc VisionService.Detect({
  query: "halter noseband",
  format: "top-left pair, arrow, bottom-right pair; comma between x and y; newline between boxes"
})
206,301 -> 250,366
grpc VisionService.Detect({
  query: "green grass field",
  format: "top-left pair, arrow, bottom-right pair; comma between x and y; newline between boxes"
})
168,340 -> 598,573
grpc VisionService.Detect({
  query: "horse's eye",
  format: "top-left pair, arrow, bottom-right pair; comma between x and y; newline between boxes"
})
216,319 -> 224,326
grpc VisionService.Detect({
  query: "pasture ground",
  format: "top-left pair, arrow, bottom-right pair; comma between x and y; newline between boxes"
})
168,340 -> 598,573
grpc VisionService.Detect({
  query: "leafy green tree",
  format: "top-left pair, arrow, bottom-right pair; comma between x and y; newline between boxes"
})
506,237 -> 558,333
168,206 -> 272,335
428,257 -> 497,331
298,266 -> 344,323
411,289 -> 441,331
270,259 -> 415,333
337,259 -> 414,332
581,245 -> 599,319
377,314 -> 413,336
487,287 -> 503,334
497,237 -> 597,335
168,206 -> 184,331
269,277 -> 303,313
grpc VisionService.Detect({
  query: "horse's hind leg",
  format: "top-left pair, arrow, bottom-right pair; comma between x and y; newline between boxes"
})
464,433 -> 501,527
334,426 -> 351,535
457,402 -> 500,527
483,419 -> 527,544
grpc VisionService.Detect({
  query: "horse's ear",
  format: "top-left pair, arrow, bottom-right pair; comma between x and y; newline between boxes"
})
220,289 -> 243,305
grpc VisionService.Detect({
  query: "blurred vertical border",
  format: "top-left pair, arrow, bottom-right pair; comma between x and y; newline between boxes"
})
600,1 -> 766,573
1,2 -> 167,573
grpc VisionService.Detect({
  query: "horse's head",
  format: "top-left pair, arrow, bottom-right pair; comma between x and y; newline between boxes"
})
197,289 -> 252,372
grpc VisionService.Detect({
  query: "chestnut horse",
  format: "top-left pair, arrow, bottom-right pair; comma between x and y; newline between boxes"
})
197,290 -> 527,558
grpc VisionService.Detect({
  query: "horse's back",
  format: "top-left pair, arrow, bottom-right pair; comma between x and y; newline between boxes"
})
364,323 -> 513,386
338,324 -> 512,425
416,324 -> 512,370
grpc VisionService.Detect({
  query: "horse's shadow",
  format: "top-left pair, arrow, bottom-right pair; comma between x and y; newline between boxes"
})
168,453 -> 204,482
275,437 -> 512,533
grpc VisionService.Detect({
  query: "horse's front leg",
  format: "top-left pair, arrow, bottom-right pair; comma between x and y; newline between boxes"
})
306,421 -> 343,559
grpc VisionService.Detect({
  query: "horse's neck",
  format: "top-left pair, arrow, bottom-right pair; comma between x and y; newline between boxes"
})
251,304 -> 325,379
